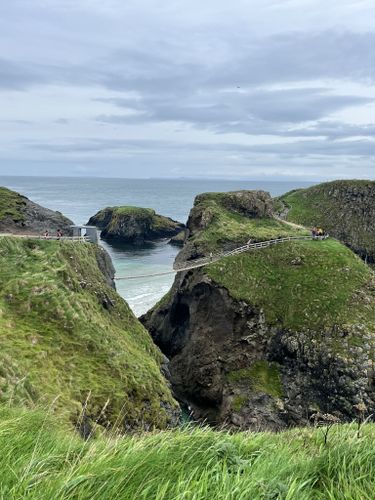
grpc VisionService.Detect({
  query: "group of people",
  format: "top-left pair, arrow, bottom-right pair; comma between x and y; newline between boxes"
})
311,226 -> 328,239
43,229 -> 63,240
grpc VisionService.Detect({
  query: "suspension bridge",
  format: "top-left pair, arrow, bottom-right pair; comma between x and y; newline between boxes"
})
0,223 -> 322,282
114,235 -> 319,281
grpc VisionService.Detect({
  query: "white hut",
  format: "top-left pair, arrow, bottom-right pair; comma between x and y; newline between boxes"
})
70,225 -> 99,244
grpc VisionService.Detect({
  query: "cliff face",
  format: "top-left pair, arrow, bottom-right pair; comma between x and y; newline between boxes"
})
142,190 -> 375,431
277,180 -> 375,262
88,206 -> 185,245
0,237 -> 179,432
0,187 -> 73,235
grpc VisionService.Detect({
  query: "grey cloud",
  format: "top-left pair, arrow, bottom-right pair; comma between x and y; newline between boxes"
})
0,58 -> 44,90
26,137 -> 375,158
91,31 -> 375,95
208,31 -> 375,88
95,88 -> 373,137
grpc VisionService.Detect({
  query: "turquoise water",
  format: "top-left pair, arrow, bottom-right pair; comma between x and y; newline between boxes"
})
0,176 -> 315,315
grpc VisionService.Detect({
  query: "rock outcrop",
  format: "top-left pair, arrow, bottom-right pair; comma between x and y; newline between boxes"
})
142,190 -> 375,431
0,186 -> 73,235
175,189 -> 304,265
88,206 -> 185,245
277,180 -> 375,262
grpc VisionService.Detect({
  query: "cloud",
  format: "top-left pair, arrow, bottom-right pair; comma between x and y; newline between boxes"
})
95,88 -> 373,136
26,136 -> 375,159
1,0 -> 375,179
0,58 -> 44,90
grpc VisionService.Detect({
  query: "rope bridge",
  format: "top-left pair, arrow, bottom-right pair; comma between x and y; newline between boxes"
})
115,235 -> 316,281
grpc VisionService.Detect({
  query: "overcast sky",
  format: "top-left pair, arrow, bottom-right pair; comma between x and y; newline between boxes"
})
1,0 -> 375,179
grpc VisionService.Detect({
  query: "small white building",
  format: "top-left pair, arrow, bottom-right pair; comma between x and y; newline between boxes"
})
70,225 -> 99,244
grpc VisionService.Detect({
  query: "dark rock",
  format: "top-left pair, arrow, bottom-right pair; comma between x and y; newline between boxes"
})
142,269 -> 375,431
0,186 -> 73,235
169,229 -> 186,247
94,246 -> 116,289
88,206 -> 185,245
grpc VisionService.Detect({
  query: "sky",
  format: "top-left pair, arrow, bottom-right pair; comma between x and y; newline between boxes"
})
0,0 -> 375,180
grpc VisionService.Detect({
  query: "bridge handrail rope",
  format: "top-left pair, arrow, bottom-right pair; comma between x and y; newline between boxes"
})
115,234 -> 321,280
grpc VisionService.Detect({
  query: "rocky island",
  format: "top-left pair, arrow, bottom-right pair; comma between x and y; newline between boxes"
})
0,186 -> 73,235
142,188 -> 375,431
88,206 -> 185,245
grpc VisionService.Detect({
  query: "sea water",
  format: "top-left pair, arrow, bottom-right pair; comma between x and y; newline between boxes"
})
0,176 -> 315,316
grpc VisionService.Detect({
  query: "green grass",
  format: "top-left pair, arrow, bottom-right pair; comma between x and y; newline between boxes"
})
207,238 -> 375,331
0,186 -> 26,223
2,405 -> 375,499
227,361 -> 283,398
0,237 -> 177,430
279,180 -> 374,225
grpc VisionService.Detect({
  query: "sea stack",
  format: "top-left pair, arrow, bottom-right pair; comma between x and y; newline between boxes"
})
88,206 -> 185,245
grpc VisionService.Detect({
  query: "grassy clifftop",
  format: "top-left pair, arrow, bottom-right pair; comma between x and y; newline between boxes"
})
2,405 -> 375,498
207,238 -> 375,331
0,237 -> 177,430
277,180 -> 375,262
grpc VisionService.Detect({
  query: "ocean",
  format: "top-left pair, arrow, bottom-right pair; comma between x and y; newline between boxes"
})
0,176 -> 315,316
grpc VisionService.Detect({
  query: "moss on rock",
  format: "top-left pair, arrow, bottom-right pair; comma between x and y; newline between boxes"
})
88,206 -> 185,244
227,362 -> 283,398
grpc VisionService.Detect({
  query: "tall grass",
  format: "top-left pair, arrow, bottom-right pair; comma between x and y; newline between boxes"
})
2,405 -> 375,499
